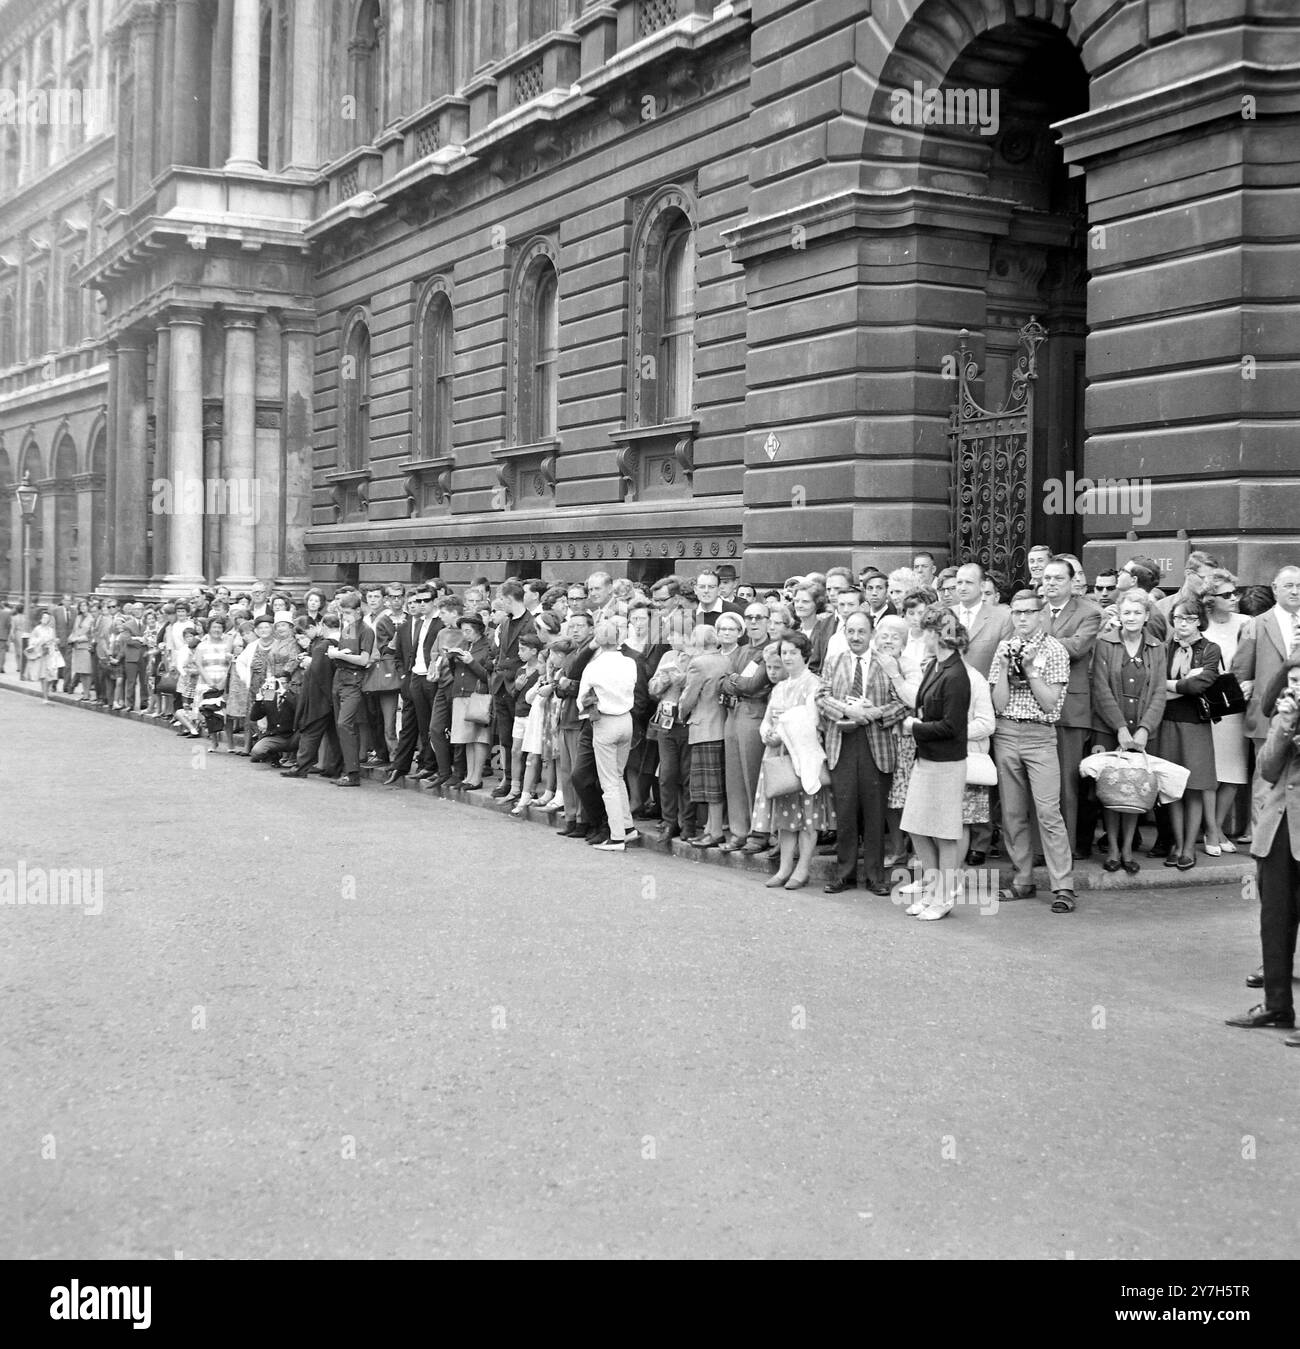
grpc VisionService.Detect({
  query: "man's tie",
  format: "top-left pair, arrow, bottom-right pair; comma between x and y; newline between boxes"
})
1049,606 -> 1063,632
850,657 -> 863,698
1288,615 -> 1300,658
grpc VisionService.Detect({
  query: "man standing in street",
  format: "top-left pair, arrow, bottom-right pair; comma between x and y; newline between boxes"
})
554,610 -> 600,838
361,585 -> 399,767
819,612 -> 904,895
51,593 -> 75,691
989,591 -> 1077,913
385,588 -> 440,784
326,594 -> 374,787
1041,556 -> 1103,857
488,581 -> 536,799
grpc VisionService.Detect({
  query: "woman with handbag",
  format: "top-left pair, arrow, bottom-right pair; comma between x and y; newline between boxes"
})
24,610 -> 61,703
1090,589 -> 1168,873
647,609 -> 697,842
1157,597 -> 1223,869
752,631 -> 835,890
1204,569 -> 1252,851
447,610 -> 494,789
898,605 -> 971,920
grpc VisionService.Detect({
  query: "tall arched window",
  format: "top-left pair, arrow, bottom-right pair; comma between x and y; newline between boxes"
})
342,318 -> 371,471
659,222 -> 696,421
351,0 -> 384,145
63,264 -> 81,347
29,279 -> 48,358
532,267 -> 558,440
418,285 -> 454,460
0,290 -> 14,366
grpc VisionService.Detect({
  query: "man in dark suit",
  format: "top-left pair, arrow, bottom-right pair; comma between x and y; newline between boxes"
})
51,594 -> 75,690
1041,556 -> 1103,856
691,569 -> 745,627
361,585 -> 399,766
554,610 -> 601,839
818,613 -> 905,894
488,580 -> 536,798
1231,565 -> 1300,831
384,588 -> 441,783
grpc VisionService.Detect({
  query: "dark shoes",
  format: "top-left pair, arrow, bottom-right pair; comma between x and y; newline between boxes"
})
740,837 -> 769,855
333,774 -> 360,787
686,834 -> 725,848
997,883 -> 1036,901
280,764 -> 309,778
585,828 -> 611,847
1103,857 -> 1123,872
1246,967 -> 1264,988
1225,1004 -> 1295,1030
661,824 -> 682,841
964,850 -> 987,867
409,768 -> 432,781
382,769 -> 404,786
556,821 -> 583,837
490,782 -> 512,799
717,837 -> 747,853
1050,890 -> 1077,913
823,878 -> 855,895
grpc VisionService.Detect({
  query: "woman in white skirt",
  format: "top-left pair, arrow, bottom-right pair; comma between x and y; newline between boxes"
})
1204,569 -> 1251,852
899,605 -> 971,920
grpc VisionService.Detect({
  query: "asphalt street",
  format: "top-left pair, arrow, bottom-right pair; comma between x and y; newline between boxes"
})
1,693 -> 1296,1260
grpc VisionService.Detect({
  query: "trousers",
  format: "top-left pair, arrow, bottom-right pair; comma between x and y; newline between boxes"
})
332,678 -> 366,774
1257,819 -> 1300,1015
830,729 -> 890,886
593,713 -> 634,838
994,719 -> 1074,892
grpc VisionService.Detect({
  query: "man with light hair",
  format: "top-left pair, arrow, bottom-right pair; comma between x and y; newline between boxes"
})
886,568 -> 917,610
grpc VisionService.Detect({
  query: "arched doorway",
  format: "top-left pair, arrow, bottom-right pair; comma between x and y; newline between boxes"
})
53,432 -> 78,595
19,439 -> 42,600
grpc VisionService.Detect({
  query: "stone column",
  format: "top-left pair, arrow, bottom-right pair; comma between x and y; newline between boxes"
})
164,307 -> 207,587
284,0 -> 320,171
131,4 -> 160,199
151,321 -> 171,587
158,0 -> 176,170
172,0 -> 201,165
104,341 -> 119,574
218,307 -> 259,588
39,484 -> 58,605
225,0 -> 262,171
209,0 -> 232,167
102,332 -> 150,593
276,309 -> 315,586
74,473 -> 99,594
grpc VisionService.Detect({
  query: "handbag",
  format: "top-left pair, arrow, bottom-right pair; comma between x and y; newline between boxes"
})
1094,749 -> 1159,814
362,652 -> 400,694
761,754 -> 801,799
463,690 -> 493,725
965,751 -> 997,786
1197,671 -> 1246,723
156,670 -> 179,695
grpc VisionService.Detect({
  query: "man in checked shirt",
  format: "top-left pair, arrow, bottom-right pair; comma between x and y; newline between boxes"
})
988,590 -> 1077,913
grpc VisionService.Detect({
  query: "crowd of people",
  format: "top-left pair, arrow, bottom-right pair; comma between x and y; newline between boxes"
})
5,549 -> 1299,1044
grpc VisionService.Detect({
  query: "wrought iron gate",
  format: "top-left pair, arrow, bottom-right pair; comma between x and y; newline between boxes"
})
947,318 -> 1047,583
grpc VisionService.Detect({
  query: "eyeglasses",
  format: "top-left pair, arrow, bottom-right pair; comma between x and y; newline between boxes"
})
1172,614 -> 1200,623
744,613 -> 766,620
1011,608 -> 1042,617
1213,590 -> 1237,599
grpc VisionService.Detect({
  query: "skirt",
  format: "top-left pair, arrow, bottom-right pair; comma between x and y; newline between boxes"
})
1211,712 -> 1249,785
1156,718 -> 1217,792
750,747 -> 836,834
451,696 -> 491,745
900,756 -> 967,841
521,700 -> 547,756
689,740 -> 726,803
888,732 -> 916,810
226,665 -> 251,720
71,647 -> 93,675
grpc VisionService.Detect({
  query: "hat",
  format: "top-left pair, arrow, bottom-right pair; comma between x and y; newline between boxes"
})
716,564 -> 737,580
252,613 -> 275,628
459,611 -> 486,632
273,613 -> 295,627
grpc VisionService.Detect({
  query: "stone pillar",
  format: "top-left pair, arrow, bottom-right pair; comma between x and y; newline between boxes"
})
103,333 -> 150,593
225,0 -> 262,171
113,36 -> 132,200
75,474 -> 98,594
209,0 -> 232,167
276,309 -> 315,586
151,321 -> 171,586
172,0 -> 201,166
39,484 -> 58,605
104,341 -> 119,575
284,0 -> 320,171
218,307 -> 259,588
131,5 -> 160,200
158,0 -> 176,170
164,307 -> 207,587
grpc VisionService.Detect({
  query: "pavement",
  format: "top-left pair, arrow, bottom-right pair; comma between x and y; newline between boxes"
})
1,679 -> 1296,1260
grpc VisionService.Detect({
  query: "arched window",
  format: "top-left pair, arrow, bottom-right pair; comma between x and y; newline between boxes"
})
659,222 -> 695,422
532,267 -> 558,440
29,279 -> 48,358
425,0 -> 460,98
351,0 -> 384,145
342,317 -> 371,471
63,264 -> 81,347
0,291 -> 14,366
417,285 -> 454,460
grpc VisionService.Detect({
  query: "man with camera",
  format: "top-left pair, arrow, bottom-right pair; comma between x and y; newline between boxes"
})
988,591 -> 1077,912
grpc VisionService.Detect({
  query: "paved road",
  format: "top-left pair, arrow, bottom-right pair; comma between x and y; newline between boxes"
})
1,694 -> 1295,1259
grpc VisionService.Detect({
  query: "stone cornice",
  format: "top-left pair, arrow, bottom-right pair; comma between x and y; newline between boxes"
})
722,186 -> 1018,265
1057,63 -> 1300,168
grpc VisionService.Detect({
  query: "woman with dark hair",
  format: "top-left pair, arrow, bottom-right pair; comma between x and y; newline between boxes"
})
791,583 -> 834,673
1156,595 -> 1222,869
302,588 -> 329,624
1091,587 -> 1167,873
1238,584 -> 1276,618
622,600 -> 664,820
752,630 -> 835,890
447,610 -> 494,789
898,605 -> 971,920
68,600 -> 95,699
1204,568 -> 1251,852
1226,653 -> 1300,1040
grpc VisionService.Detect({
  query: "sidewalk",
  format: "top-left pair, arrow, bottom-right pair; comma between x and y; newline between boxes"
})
0,670 -> 1254,895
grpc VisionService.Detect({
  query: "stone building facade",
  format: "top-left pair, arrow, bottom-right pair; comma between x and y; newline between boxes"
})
2,0 -> 1293,600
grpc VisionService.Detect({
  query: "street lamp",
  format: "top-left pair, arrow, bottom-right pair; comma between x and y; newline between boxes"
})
15,469 -> 38,619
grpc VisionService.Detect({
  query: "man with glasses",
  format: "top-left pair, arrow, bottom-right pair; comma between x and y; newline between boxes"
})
1231,565 -> 1300,833
1090,569 -> 1119,604
385,589 -> 441,785
911,553 -> 938,587
988,591 -> 1077,912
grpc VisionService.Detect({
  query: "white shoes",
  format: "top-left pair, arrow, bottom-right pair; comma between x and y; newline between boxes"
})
916,899 -> 954,921
510,794 -> 532,816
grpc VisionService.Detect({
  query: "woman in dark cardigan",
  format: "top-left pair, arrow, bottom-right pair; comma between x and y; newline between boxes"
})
899,605 -> 971,920
1156,595 -> 1222,870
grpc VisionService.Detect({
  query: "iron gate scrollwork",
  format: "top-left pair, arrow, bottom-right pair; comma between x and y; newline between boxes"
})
947,318 -> 1047,584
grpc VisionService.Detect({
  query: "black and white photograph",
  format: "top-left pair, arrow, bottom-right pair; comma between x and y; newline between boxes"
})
0,0 -> 1295,1304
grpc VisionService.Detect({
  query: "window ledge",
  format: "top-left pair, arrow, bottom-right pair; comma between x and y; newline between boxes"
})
609,420 -> 697,502
491,439 -> 560,510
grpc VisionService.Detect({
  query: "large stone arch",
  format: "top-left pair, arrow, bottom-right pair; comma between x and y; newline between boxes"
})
52,429 -> 78,596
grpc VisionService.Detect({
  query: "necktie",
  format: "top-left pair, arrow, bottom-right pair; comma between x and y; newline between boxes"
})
1050,607 -> 1063,631
850,657 -> 863,698
1289,616 -> 1300,658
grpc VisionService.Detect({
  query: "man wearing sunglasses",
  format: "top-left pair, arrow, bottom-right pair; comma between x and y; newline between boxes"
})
1089,569 -> 1119,604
